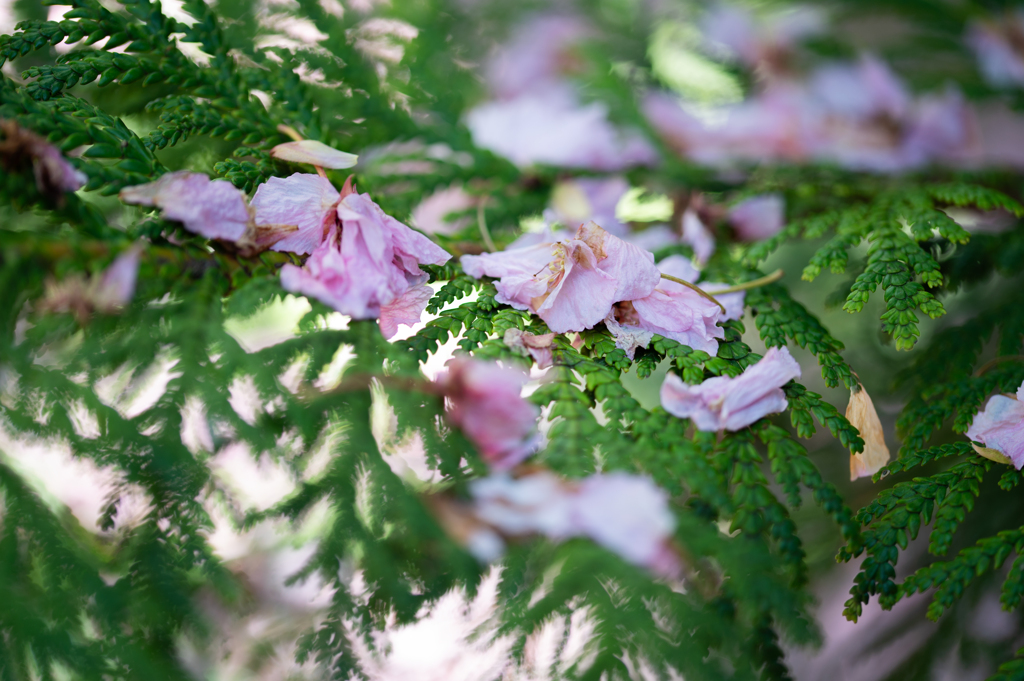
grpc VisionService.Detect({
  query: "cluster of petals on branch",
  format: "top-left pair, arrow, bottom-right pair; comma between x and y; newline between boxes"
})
660,346 -> 801,431
462,222 -> 727,358
121,140 -> 451,339
426,355 -> 680,576
967,380 -> 1024,469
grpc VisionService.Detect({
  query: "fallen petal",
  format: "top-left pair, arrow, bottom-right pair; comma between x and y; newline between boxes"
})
270,139 -> 358,169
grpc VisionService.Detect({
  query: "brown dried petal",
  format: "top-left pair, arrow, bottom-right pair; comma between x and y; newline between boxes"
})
847,384 -> 891,480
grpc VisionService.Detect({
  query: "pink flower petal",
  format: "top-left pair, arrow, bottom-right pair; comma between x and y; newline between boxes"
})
966,383 -> 1024,469
120,171 -> 250,242
439,358 -> 540,470
270,140 -> 358,169
630,287 -> 723,355
280,192 -> 451,322
93,244 -> 142,310
250,173 -> 340,255
378,284 -> 434,340
661,346 -> 801,431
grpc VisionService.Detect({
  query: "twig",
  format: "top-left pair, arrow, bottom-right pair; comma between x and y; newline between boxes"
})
707,269 -> 785,294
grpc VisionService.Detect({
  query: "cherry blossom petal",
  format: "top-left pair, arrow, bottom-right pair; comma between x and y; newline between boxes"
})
120,171 -> 250,242
438,358 -> 540,470
250,173 -> 340,255
966,382 -> 1024,469
630,287 -> 723,355
661,346 -> 801,431
93,244 -> 142,310
462,243 -> 559,310
378,284 -> 434,340
270,140 -> 358,169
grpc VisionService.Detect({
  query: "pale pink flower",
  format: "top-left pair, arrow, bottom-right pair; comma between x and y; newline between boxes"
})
270,140 -> 358,169
548,176 -> 630,235
120,171 -> 252,242
279,189 -> 451,337
607,254 -> 724,357
661,346 -> 801,431
461,221 -> 661,334
250,173 -> 341,255
503,328 -> 555,369
728,194 -> 785,241
470,470 -> 679,576
411,184 -> 478,236
436,357 -> 540,470
966,381 -> 1024,469
466,85 -> 657,171
968,14 -> 1024,88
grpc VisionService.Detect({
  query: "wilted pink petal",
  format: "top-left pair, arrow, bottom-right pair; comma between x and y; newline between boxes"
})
968,15 -> 1024,88
470,470 -> 678,576
462,242 -> 557,311
93,244 -> 142,311
729,194 -> 785,241
120,171 -> 250,242
378,284 -> 434,339
966,382 -> 1024,469
681,209 -> 716,265
411,184 -> 477,235
656,254 -> 701,285
700,283 -> 746,322
437,357 -> 540,470
654,254 -> 745,322
281,191 -> 451,321
661,346 -> 801,431
0,120 -> 86,197
463,222 -> 661,334
603,313 -> 655,359
250,173 -> 341,255
503,328 -> 555,368
549,176 -> 630,235
270,140 -> 358,169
